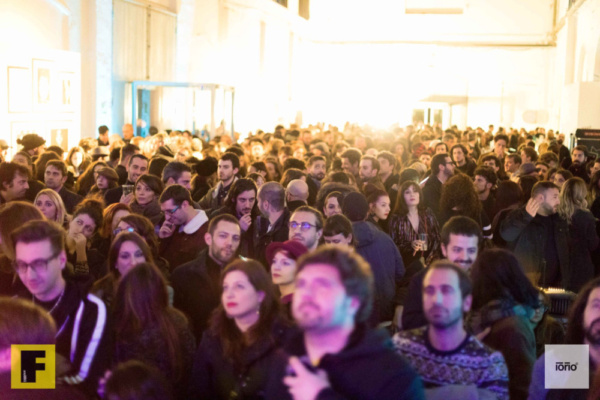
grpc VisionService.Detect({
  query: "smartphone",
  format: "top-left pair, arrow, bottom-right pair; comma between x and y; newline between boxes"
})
122,184 -> 134,196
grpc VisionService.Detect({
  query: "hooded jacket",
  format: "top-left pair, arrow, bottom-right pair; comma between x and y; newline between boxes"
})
352,221 -> 405,322
267,326 -> 425,400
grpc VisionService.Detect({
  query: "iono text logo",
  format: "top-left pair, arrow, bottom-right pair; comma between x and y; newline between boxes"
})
555,362 -> 578,372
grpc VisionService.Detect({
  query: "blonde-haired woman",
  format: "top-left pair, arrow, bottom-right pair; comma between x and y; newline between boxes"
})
34,188 -> 68,226
558,177 -> 599,292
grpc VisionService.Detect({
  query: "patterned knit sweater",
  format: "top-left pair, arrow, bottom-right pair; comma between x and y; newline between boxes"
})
393,327 -> 509,400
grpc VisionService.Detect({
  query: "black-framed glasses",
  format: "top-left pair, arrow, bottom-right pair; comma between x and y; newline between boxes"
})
13,252 -> 60,275
113,226 -> 136,236
289,221 -> 317,231
163,204 -> 181,216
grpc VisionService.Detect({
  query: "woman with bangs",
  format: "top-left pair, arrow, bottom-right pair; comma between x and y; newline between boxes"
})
129,174 -> 164,226
34,188 -> 68,227
389,180 -> 441,268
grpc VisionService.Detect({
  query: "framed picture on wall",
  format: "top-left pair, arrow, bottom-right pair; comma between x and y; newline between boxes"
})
7,67 -> 31,113
58,72 -> 75,112
32,59 -> 54,112
46,121 -> 73,150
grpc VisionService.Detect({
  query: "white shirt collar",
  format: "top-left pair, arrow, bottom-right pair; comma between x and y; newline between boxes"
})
181,209 -> 209,234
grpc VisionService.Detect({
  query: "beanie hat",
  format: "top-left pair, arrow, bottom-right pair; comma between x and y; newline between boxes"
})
17,133 -> 45,151
265,240 -> 309,266
342,191 -> 369,222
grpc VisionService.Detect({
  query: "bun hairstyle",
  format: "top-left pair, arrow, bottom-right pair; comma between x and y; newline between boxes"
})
73,197 -> 105,234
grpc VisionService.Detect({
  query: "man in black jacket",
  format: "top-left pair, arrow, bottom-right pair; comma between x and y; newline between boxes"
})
500,181 -> 568,288
171,214 -> 241,341
268,246 -> 424,399
422,153 -> 454,219
44,160 -> 83,213
12,220 -> 109,396
254,182 -> 290,265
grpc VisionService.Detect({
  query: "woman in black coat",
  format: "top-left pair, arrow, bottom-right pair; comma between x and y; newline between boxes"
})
558,177 -> 600,292
189,259 -> 290,400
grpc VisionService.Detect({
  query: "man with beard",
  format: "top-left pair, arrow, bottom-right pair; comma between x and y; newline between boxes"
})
289,206 -> 323,252
0,162 -> 29,205
500,181 -> 569,288
377,151 -> 400,205
199,152 -> 240,212
254,182 -> 290,265
268,246 -> 425,399
529,276 -> 600,398
171,214 -> 241,341
394,261 -> 509,399
473,166 -> 497,223
209,178 -> 257,257
402,216 -> 481,331
358,155 -> 385,190
568,145 -> 590,183
307,155 -> 326,203
423,153 -> 454,219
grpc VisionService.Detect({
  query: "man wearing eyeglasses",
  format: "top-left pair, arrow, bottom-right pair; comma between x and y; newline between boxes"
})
158,184 -> 209,271
12,220 -> 109,396
289,206 -> 323,252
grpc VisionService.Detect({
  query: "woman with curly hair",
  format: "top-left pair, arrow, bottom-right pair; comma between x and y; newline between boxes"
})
558,177 -> 599,292
439,173 -> 492,238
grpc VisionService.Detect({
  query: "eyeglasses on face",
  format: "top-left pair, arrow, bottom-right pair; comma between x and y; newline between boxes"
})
13,252 -> 60,275
289,221 -> 317,231
113,226 -> 136,236
163,204 -> 181,216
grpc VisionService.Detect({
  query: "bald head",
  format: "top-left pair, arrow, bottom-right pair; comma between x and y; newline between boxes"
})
286,179 -> 309,202
122,123 -> 134,140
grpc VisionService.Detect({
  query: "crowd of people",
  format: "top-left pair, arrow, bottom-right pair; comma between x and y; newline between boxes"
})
2,122 -> 600,399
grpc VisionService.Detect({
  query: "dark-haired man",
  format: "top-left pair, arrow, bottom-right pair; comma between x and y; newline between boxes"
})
12,220 -> 109,395
473,166 -> 497,222
209,178 -> 258,257
162,161 -> 192,190
394,261 -> 509,399
377,151 -> 400,203
341,148 -> 362,181
269,246 -> 425,400
199,152 -> 239,212
423,153 -> 454,219
97,125 -> 109,146
104,154 -> 148,205
171,214 -> 241,340
0,162 -> 29,205
451,144 -> 477,177
159,184 -> 209,270
358,155 -> 384,189
500,181 -> 570,289
289,206 -> 323,252
254,181 -> 290,265
44,160 -> 83,213
569,145 -> 590,183
402,216 -> 482,331
114,143 -> 140,184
